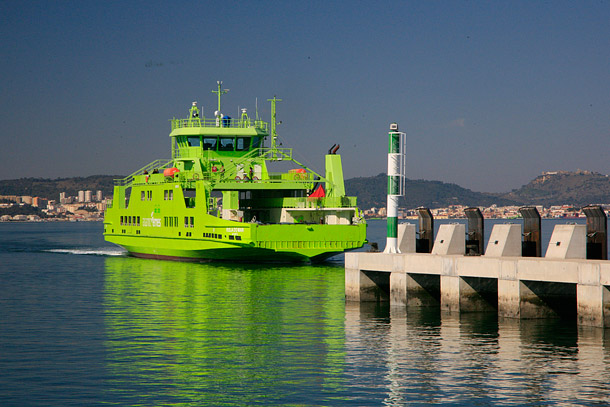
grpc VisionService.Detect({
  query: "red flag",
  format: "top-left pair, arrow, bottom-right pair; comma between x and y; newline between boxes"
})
309,184 -> 326,198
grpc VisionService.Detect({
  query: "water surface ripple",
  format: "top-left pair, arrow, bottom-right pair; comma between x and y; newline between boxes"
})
1,221 -> 610,406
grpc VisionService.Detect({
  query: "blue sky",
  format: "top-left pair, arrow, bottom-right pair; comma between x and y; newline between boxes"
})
1,0 -> 608,192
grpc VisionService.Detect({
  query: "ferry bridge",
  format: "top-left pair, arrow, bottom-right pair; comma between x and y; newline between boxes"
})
345,206 -> 610,328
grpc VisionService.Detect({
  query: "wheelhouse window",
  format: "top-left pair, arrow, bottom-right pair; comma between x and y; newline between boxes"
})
219,137 -> 235,151
251,136 -> 262,149
236,137 -> 251,151
187,136 -> 201,147
202,137 -> 217,150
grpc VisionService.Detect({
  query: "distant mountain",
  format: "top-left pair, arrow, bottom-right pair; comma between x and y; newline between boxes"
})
2,170 -> 609,209
0,176 -> 122,200
498,170 -> 610,207
345,173 -> 521,209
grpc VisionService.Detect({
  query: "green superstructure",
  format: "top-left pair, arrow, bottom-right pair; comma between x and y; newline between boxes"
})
103,83 -> 367,262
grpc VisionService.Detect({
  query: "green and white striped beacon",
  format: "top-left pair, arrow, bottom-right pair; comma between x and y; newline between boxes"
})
384,122 -> 406,253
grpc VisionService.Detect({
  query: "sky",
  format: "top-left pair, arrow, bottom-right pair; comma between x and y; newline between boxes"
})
1,1 -> 608,193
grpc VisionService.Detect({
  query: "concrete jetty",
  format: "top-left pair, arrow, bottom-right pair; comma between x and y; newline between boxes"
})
346,206 -> 610,328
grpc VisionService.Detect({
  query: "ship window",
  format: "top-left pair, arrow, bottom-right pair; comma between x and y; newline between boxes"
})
235,137 -> 250,151
169,190 -> 173,200
137,216 -> 140,226
251,136 -> 262,149
184,188 -> 196,208
184,216 -> 188,227
164,190 -> 168,200
120,216 -> 123,225
202,137 -> 217,150
188,136 -> 201,147
141,191 -> 145,201
219,137 -> 235,151
148,191 -> 152,200
190,217 -> 194,227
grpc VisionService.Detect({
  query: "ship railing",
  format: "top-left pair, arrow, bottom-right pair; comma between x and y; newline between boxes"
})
240,196 -> 358,209
259,147 -> 293,161
173,147 -> 204,159
114,159 -> 173,187
267,172 -> 315,182
171,118 -> 268,131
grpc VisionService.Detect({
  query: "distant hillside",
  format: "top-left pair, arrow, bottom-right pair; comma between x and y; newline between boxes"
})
2,170 -> 609,208
346,173 -> 521,209
499,170 -> 610,207
0,176 -> 122,200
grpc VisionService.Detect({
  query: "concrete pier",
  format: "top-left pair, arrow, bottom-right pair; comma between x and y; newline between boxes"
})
346,223 -> 610,327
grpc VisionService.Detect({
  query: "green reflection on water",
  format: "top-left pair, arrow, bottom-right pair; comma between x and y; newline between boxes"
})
103,256 -> 348,405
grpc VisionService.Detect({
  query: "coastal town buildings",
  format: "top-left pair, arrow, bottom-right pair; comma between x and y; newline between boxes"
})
0,191 -> 108,221
1,191 -> 609,222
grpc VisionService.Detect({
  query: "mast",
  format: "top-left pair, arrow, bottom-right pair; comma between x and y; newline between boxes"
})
267,96 -> 282,150
212,81 -> 229,116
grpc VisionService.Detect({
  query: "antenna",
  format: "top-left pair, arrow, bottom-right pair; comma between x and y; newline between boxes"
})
211,81 -> 229,114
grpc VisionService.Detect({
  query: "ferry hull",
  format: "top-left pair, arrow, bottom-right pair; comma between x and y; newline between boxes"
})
128,249 -> 344,263
105,223 -> 366,263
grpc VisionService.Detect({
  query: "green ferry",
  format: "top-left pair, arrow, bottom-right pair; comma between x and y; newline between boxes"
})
103,82 -> 367,262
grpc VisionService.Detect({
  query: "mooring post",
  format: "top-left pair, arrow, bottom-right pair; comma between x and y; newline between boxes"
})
416,207 -> 434,253
583,205 -> 607,260
465,207 -> 484,256
519,206 -> 541,257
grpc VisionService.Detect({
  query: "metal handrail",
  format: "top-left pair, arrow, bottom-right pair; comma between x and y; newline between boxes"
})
113,159 -> 173,186
171,118 -> 268,131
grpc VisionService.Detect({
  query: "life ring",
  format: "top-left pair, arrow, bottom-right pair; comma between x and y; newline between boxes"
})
212,166 -> 218,172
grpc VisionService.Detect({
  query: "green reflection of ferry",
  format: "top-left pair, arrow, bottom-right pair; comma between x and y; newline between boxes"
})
103,256 -> 347,403
104,82 -> 366,262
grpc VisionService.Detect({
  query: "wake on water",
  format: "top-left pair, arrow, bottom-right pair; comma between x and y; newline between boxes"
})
46,248 -> 127,257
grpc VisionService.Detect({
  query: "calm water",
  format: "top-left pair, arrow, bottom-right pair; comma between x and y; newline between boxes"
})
2,219 -> 610,406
